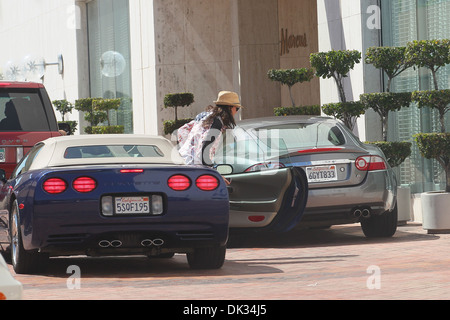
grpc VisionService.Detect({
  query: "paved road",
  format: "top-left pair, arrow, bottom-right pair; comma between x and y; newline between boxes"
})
7,223 -> 450,301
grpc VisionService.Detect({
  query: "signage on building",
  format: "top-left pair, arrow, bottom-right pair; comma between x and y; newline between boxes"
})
280,28 -> 307,56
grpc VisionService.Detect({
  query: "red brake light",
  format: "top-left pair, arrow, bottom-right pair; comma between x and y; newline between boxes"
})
196,175 -> 219,191
355,156 -> 387,171
43,178 -> 67,194
120,169 -> 144,173
168,175 -> 191,191
73,177 -> 97,193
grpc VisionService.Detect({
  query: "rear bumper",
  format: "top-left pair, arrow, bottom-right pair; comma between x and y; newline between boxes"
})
23,199 -> 229,256
302,170 -> 396,222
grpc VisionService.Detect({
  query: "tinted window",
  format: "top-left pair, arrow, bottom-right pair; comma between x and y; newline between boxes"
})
0,89 -> 52,132
64,145 -> 165,159
254,123 -> 346,149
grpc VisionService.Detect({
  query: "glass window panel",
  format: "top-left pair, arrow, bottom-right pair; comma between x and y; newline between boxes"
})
87,0 -> 133,133
381,0 -> 450,193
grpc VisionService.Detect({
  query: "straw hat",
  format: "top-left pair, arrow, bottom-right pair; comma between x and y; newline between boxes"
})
214,91 -> 243,108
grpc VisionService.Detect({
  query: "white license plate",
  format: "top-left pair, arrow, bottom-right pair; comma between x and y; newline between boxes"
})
0,148 -> 5,163
115,196 -> 150,214
306,165 -> 338,182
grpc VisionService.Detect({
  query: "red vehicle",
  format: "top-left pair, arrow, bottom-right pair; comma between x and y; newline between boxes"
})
0,81 -> 62,178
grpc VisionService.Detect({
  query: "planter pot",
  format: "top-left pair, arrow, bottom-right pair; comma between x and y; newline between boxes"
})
421,191 -> 450,234
397,186 -> 411,225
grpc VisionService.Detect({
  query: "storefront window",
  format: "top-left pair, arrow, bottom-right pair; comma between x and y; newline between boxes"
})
87,0 -> 133,133
381,0 -> 450,193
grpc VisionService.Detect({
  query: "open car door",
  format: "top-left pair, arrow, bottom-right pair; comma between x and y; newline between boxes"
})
214,127 -> 308,233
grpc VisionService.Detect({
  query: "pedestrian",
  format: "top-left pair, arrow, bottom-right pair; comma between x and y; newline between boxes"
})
177,91 -> 243,167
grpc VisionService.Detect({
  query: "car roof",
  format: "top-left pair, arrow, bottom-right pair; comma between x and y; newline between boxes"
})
236,115 -> 338,129
34,134 -> 184,169
0,81 -> 44,89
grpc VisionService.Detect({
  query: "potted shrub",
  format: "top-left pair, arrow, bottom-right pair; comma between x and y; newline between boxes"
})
310,50 -> 365,130
163,92 -> 194,135
75,98 -> 123,134
52,99 -> 78,135
407,39 -> 450,232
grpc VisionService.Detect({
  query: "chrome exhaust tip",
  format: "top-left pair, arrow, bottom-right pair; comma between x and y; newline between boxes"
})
141,239 -> 165,247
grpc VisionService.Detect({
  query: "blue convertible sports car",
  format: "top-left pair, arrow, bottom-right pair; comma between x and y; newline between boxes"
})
0,135 -> 229,274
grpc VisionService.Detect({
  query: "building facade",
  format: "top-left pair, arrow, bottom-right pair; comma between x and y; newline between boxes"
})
0,0 -> 449,215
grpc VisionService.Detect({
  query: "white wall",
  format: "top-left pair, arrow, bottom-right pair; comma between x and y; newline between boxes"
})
0,0 -> 82,132
316,0 -> 367,140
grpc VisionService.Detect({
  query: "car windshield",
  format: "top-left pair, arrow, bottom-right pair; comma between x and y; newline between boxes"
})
213,127 -> 290,173
253,122 -> 346,150
0,89 -> 51,132
64,145 -> 165,159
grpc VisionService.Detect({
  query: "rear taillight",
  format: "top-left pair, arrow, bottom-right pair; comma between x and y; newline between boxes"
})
196,175 -> 219,191
168,175 -> 191,191
355,156 -> 387,171
73,177 -> 97,193
43,178 -> 67,194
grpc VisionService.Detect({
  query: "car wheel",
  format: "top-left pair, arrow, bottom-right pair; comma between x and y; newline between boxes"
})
360,204 -> 398,238
187,245 -> 226,269
10,200 -> 48,274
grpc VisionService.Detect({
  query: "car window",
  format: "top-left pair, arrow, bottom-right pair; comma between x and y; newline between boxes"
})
213,127 -> 290,173
0,89 -> 52,132
11,143 -> 44,178
254,123 -> 346,149
63,145 -> 165,159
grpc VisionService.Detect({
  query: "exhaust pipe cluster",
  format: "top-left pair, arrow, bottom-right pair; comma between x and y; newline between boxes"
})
352,208 -> 371,219
98,238 -> 165,248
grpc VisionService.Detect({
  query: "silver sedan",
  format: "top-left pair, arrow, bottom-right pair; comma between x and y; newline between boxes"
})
214,116 -> 398,238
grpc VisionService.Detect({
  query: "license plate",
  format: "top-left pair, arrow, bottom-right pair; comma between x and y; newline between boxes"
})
0,148 -> 5,163
115,196 -> 150,214
306,165 -> 338,182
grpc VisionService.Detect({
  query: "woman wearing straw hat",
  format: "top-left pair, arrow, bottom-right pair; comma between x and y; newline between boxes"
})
177,91 -> 243,168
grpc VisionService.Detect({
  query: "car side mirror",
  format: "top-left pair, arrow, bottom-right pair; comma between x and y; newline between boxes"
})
0,169 -> 7,183
58,122 -> 71,135
215,164 -> 233,175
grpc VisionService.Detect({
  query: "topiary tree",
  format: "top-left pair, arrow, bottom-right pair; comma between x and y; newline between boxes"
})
75,97 -> 123,134
163,92 -> 195,135
310,50 -> 361,103
53,99 -> 78,135
360,92 -> 412,141
310,50 -> 363,131
412,89 -> 450,134
414,133 -> 450,192
408,39 -> 450,193
406,39 -> 450,90
164,93 -> 194,122
365,46 -> 412,93
267,68 -> 315,107
321,101 -> 365,131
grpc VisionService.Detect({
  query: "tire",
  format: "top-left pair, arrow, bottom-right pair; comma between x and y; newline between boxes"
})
360,204 -> 398,238
187,245 -> 226,270
10,200 -> 48,274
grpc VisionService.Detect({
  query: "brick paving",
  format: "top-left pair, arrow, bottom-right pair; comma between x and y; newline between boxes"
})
7,223 -> 450,300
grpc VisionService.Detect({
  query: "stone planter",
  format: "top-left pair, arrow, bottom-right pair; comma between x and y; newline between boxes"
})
421,191 -> 450,234
397,186 -> 411,225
